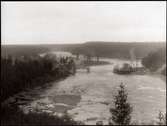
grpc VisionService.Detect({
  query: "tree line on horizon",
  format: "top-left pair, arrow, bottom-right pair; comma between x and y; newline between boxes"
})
2,42 -> 165,60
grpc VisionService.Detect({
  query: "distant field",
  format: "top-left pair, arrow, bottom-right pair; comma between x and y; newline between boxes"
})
1,42 -> 166,59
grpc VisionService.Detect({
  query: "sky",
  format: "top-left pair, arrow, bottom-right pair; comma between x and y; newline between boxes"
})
1,1 -> 166,45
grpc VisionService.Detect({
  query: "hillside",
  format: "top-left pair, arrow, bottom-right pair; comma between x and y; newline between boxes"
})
1,42 -> 166,59
45,42 -> 166,59
1,45 -> 49,58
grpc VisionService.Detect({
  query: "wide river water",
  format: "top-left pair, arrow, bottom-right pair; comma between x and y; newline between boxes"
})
14,58 -> 166,125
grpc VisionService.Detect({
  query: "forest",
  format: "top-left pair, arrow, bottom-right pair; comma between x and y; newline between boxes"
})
142,47 -> 166,73
2,42 -> 165,59
1,55 -> 75,102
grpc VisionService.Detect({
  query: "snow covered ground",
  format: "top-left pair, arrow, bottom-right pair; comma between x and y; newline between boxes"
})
14,58 -> 165,125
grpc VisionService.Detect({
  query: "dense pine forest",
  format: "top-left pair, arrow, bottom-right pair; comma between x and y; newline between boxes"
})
1,55 -> 76,102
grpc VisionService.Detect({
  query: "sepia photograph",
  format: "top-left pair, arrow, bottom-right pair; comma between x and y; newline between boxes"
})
1,1 -> 166,125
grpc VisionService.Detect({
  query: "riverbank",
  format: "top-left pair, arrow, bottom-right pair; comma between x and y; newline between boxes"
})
2,58 -> 166,125
1,75 -> 80,125
1,105 -> 80,126
1,77 -> 69,107
1,54 -> 79,126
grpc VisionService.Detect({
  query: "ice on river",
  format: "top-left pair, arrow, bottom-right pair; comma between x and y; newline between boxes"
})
42,58 -> 166,125
18,58 -> 165,125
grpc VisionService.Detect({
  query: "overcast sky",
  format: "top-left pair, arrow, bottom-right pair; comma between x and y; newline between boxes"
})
1,1 -> 166,45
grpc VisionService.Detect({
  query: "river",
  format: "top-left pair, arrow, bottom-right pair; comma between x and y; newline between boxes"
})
8,58 -> 166,125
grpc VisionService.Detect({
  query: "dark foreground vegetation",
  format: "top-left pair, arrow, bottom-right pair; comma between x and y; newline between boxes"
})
1,55 -> 75,102
1,105 -> 81,125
